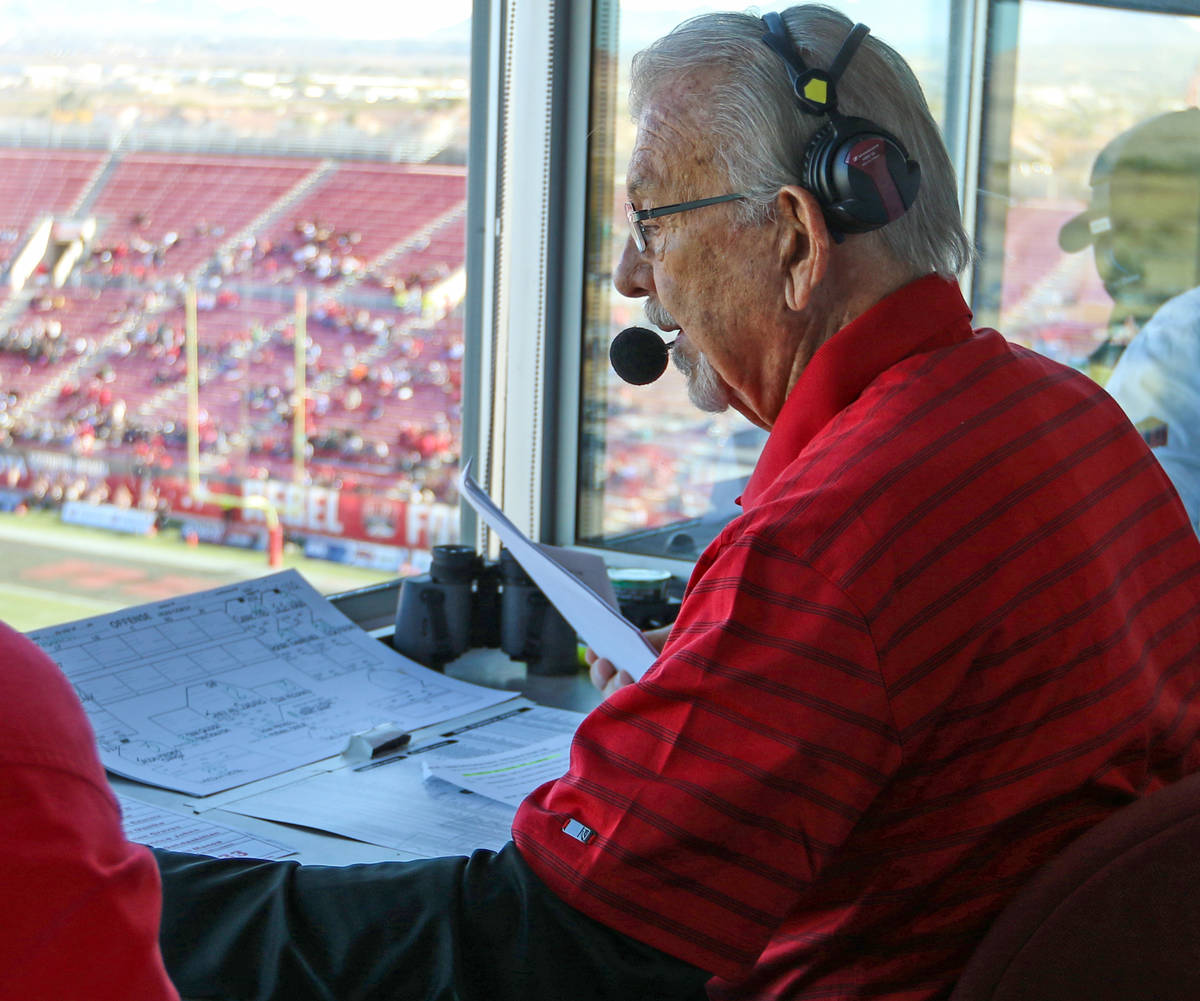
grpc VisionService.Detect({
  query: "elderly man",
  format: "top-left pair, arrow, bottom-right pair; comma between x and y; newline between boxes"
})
154,7 -> 1200,1001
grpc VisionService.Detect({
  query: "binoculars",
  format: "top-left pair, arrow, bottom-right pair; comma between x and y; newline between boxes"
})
392,544 -> 579,675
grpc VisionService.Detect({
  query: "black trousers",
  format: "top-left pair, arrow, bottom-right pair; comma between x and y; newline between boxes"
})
154,841 -> 710,1001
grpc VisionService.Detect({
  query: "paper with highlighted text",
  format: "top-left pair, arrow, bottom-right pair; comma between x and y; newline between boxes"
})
422,733 -> 573,807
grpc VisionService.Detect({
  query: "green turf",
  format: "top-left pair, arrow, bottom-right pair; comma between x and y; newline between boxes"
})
1,580 -> 124,630
1,508 -> 398,631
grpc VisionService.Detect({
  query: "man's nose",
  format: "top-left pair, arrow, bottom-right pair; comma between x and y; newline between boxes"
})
613,236 -> 653,299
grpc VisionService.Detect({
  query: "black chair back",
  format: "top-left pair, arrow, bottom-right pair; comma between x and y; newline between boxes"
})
950,772 -> 1200,1001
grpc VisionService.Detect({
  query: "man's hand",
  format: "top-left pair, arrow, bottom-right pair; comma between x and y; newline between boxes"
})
586,624 -> 673,696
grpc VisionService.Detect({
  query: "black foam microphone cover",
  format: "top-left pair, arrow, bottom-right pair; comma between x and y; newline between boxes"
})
609,326 -> 671,385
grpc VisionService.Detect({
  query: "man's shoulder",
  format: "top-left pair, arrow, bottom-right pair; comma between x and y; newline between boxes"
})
0,621 -> 102,773
864,326 -> 1114,440
876,325 -> 1080,395
731,331 -> 1144,578
1151,284 -> 1200,328
1115,284 -> 1200,371
823,328 -> 1098,459
1,621 -> 76,702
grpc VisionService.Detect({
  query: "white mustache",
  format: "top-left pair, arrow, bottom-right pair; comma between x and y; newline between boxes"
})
643,299 -> 677,331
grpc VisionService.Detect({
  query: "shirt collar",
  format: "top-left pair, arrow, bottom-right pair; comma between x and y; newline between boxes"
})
740,274 -> 975,509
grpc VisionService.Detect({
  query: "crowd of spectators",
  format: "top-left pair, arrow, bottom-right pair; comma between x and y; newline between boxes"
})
1,462 -> 166,519
87,229 -> 182,280
0,285 -> 464,508
193,217 -> 455,303
72,185 -> 460,318
0,154 -> 470,534
0,312 -> 86,366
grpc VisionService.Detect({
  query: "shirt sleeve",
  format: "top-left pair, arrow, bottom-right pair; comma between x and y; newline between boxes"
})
512,536 -> 904,979
154,842 -> 709,1001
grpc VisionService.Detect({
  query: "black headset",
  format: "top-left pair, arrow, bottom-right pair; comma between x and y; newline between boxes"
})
761,11 -> 920,236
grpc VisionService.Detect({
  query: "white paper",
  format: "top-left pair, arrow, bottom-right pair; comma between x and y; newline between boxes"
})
117,792 -> 296,860
30,570 -> 516,796
225,702 -> 585,857
539,544 -> 621,610
458,462 -> 658,680
422,733 -> 573,807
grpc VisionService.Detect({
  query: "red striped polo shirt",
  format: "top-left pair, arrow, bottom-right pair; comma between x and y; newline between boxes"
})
513,275 -> 1200,1000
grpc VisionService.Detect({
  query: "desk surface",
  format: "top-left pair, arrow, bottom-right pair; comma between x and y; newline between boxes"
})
114,645 -> 603,866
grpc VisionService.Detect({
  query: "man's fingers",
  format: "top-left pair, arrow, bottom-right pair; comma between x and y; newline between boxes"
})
609,669 -> 635,694
589,656 -> 617,690
589,657 -> 637,696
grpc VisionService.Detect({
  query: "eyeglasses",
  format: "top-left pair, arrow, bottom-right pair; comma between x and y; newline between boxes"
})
625,192 -> 747,252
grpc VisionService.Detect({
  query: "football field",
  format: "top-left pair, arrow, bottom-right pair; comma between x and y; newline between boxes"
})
0,510 -> 395,632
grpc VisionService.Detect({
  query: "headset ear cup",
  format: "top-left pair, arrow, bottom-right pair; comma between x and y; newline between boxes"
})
801,122 -> 838,208
802,117 -> 920,234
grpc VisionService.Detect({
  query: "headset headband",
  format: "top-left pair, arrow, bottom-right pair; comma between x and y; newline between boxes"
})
761,11 -> 870,117
759,12 -> 921,236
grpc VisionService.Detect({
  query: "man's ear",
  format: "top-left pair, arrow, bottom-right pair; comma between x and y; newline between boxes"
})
775,185 -> 831,312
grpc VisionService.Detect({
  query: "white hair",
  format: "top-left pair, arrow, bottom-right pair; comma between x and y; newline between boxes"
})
629,4 -> 973,279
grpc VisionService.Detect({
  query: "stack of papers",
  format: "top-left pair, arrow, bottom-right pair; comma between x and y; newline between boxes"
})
117,793 -> 297,860
223,702 -> 584,858
28,470 -> 658,859
30,570 -> 516,797
422,734 -> 572,808
29,569 -> 591,859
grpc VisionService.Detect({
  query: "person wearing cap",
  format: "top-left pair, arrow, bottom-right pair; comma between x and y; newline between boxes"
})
1058,108 -> 1200,533
151,9 -> 1200,1001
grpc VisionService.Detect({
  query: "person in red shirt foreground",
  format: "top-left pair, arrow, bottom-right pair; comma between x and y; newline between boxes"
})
0,620 -> 178,1001
151,7 -> 1200,1000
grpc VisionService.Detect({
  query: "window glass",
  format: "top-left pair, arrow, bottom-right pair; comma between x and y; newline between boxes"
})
974,0 -> 1200,369
973,0 -> 1200,530
0,2 -> 471,629
578,0 -> 954,561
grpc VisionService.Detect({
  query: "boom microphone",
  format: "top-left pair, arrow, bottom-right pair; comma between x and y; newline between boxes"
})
609,326 -> 677,385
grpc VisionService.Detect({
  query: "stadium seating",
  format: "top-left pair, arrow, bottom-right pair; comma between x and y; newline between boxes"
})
83,153 -> 322,279
0,149 -> 107,263
244,161 -> 465,285
1,150 -> 467,507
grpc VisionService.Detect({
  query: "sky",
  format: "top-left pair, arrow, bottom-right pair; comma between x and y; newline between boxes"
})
0,0 -> 474,41
1,1 -> 1195,48
619,1 -> 1200,57
186,0 -> 474,37
618,0 -> 959,52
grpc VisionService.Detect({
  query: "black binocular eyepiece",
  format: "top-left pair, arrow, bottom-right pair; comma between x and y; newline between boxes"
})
392,544 -> 578,675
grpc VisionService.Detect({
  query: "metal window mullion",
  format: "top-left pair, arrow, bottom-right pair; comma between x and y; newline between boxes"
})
493,0 -> 559,540
461,0 -> 504,551
943,0 -> 990,303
